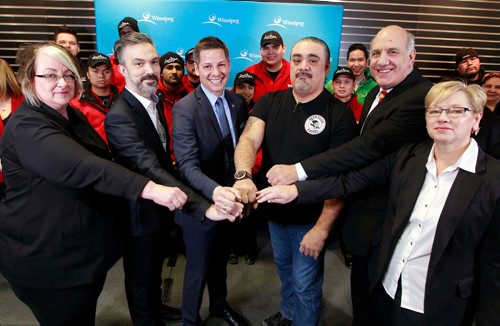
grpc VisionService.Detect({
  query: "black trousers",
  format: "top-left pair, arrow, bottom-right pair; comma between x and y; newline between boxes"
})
9,274 -> 106,326
123,226 -> 169,326
351,252 -> 382,326
376,281 -> 425,326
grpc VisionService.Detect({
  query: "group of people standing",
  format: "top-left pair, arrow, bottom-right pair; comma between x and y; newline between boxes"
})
0,14 -> 499,326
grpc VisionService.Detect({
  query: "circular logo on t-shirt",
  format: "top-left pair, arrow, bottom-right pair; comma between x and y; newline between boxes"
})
304,115 -> 326,135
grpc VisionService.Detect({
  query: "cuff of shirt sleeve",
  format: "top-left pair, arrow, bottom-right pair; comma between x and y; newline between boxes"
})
295,163 -> 308,182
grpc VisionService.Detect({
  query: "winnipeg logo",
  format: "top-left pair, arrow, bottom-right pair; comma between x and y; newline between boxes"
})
176,48 -> 184,56
304,115 -> 326,135
202,13 -> 240,27
267,15 -> 305,29
234,49 -> 252,62
139,11 -> 175,25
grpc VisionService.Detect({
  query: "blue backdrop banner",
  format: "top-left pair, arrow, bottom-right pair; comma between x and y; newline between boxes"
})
95,0 -> 343,87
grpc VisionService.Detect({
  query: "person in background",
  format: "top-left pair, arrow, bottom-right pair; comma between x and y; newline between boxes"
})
54,25 -> 84,76
157,51 -> 188,162
0,41 -> 197,326
0,58 -> 23,197
111,16 -> 140,91
332,66 -> 363,124
257,80 -> 500,326
245,30 -> 292,102
449,47 -> 485,85
325,43 -> 377,105
473,72 -> 500,158
233,71 -> 256,112
181,48 -> 200,93
482,72 -> 500,114
70,52 -> 118,144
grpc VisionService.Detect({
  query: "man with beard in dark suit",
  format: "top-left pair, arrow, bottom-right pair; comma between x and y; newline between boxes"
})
261,25 -> 433,325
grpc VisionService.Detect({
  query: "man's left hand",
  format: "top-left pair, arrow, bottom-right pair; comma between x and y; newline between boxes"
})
266,164 -> 298,185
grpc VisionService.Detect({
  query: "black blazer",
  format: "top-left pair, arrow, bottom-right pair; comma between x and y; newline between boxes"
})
474,106 -> 500,159
172,86 -> 247,199
0,101 -> 149,289
296,142 -> 500,325
105,89 -> 210,236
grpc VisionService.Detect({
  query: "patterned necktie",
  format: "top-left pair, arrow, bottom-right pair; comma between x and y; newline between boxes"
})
215,98 -> 231,140
153,103 -> 167,150
378,90 -> 388,103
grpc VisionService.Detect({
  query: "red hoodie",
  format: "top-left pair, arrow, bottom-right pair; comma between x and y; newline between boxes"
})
245,58 -> 292,102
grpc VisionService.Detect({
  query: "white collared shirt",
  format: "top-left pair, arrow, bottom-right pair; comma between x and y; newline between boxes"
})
200,84 -> 236,146
382,139 -> 479,313
125,86 -> 159,129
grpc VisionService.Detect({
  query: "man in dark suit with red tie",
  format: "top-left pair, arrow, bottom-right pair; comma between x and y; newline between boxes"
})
171,36 -> 248,326
262,25 -> 433,325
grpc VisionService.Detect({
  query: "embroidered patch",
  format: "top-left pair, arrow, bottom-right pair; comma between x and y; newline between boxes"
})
304,114 -> 326,135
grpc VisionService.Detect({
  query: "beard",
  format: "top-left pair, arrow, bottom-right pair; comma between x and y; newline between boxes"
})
135,73 -> 158,96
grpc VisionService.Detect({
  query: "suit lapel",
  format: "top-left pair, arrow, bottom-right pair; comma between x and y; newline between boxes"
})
428,152 -> 486,273
358,88 -> 377,127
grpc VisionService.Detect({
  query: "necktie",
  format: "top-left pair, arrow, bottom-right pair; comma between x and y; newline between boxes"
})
378,90 -> 388,103
215,97 -> 234,155
215,98 -> 231,140
153,103 -> 167,150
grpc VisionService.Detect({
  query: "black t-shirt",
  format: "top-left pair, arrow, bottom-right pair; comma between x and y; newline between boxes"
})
253,88 -> 358,225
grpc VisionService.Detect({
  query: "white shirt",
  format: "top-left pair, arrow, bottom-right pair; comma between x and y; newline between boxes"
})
382,139 -> 479,313
125,86 -> 159,129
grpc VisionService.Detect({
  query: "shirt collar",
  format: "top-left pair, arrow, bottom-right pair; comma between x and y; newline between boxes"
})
200,83 -> 225,107
125,86 -> 157,109
426,138 -> 478,175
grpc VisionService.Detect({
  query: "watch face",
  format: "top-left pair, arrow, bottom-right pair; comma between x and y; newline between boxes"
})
235,170 -> 250,179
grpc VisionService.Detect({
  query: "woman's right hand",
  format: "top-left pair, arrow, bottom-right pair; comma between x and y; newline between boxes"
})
140,181 -> 187,211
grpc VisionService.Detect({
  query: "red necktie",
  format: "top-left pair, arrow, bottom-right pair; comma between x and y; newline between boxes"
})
379,90 -> 388,102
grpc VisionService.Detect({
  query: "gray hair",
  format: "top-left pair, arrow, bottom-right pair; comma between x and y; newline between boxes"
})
114,32 -> 154,65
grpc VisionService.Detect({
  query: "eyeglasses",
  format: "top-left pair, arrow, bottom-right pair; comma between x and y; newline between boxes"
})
425,106 -> 472,118
35,73 -> 77,84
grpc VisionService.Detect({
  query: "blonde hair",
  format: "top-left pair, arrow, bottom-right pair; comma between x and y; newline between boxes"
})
16,42 -> 82,107
0,58 -> 22,101
425,80 -> 486,114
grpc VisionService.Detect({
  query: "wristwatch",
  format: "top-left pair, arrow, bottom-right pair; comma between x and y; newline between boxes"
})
234,170 -> 252,180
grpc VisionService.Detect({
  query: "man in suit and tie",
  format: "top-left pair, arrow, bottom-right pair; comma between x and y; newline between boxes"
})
105,32 -> 242,326
171,36 -> 248,326
257,25 -> 433,325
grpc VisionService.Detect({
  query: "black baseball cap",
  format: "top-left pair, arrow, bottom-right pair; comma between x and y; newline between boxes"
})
86,52 -> 111,70
185,48 -> 194,62
260,30 -> 284,47
333,66 -> 355,81
118,17 -> 139,35
455,48 -> 479,67
160,52 -> 185,71
234,71 -> 256,86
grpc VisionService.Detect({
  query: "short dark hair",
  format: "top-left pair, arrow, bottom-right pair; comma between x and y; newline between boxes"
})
347,43 -> 369,61
193,36 -> 229,64
53,25 -> 79,43
113,32 -> 154,65
292,36 -> 330,68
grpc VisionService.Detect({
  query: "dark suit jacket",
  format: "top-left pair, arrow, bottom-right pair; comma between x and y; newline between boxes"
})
172,86 -> 247,198
474,106 -> 500,159
300,69 -> 432,254
105,88 -> 210,236
0,101 -> 149,289
296,142 -> 500,325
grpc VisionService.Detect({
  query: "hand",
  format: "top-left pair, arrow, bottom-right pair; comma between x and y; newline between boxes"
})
140,181 -> 187,211
266,164 -> 299,185
233,179 -> 258,207
205,204 -> 243,222
256,185 -> 298,204
212,186 -> 241,214
299,226 -> 329,260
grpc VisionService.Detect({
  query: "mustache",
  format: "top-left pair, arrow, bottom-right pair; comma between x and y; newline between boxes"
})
296,72 -> 312,78
140,74 -> 158,83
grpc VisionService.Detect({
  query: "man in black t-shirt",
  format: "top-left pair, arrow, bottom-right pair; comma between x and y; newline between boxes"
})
234,37 -> 357,326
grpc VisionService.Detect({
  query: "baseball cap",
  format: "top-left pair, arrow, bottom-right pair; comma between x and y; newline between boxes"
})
86,52 -> 111,70
159,52 -> 185,71
118,17 -> 139,35
185,48 -> 194,62
455,48 -> 479,66
260,30 -> 284,47
234,71 -> 256,86
333,66 -> 355,81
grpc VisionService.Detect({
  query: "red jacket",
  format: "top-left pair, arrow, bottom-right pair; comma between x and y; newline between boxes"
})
1,96 -> 23,183
109,54 -> 126,92
70,84 -> 119,144
345,93 -> 363,124
157,81 -> 189,162
245,58 -> 292,102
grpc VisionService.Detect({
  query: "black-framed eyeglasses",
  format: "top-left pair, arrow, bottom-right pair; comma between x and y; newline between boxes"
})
35,73 -> 77,84
425,106 -> 472,118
